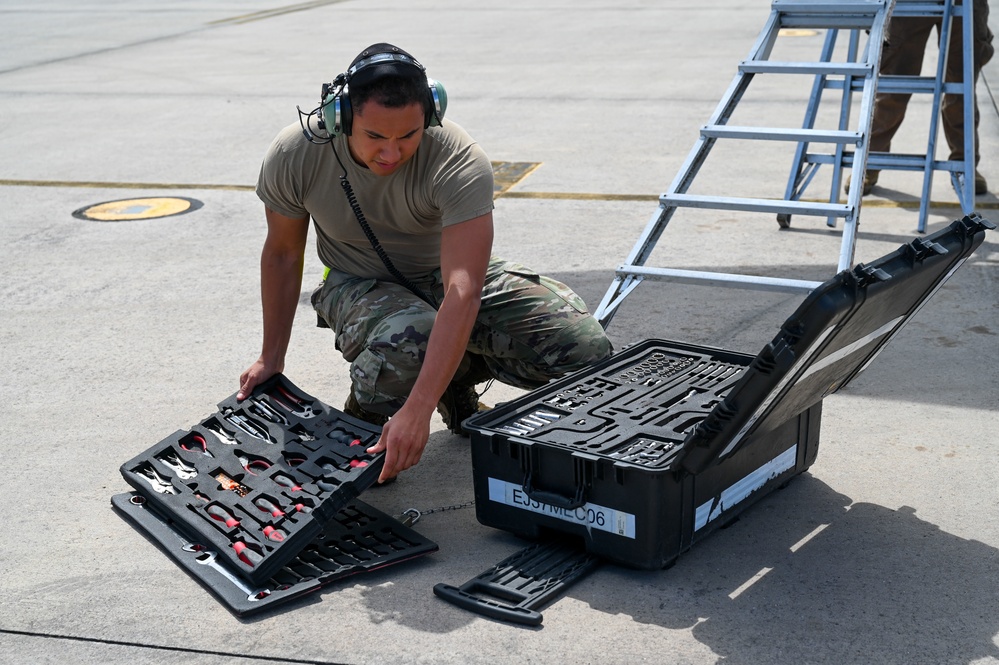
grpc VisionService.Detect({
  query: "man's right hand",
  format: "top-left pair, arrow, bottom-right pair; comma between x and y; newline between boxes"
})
238,359 -> 282,401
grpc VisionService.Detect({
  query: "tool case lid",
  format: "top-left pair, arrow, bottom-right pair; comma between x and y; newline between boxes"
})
678,214 -> 994,474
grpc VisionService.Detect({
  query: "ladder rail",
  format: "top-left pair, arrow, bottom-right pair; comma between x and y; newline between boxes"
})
595,0 -> 896,329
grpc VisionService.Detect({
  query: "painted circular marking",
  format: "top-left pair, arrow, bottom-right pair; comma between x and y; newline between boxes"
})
73,197 -> 204,221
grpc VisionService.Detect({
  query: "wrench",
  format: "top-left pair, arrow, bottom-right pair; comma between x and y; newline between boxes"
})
190,548 -> 271,601
128,496 -> 271,602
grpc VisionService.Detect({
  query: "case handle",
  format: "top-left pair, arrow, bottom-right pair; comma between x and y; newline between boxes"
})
432,582 -> 543,626
522,472 -> 586,511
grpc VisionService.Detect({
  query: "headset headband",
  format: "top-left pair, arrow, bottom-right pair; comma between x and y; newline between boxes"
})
346,51 -> 425,80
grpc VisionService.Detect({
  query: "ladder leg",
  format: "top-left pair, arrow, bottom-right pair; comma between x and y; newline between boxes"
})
828,29 -> 863,228
781,28 -> 842,230
958,0 -> 976,213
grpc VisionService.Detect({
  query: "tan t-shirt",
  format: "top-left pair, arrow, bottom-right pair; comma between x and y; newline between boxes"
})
256,119 -> 495,281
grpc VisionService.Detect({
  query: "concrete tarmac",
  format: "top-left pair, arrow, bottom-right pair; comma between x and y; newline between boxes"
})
2,1 -> 998,664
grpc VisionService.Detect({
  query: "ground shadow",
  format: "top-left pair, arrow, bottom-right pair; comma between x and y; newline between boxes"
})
572,474 -> 999,664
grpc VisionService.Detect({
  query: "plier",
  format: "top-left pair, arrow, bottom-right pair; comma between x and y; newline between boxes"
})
268,385 -> 317,419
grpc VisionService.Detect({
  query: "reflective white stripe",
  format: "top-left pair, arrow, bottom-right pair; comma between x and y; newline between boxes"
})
796,316 -> 902,382
695,445 -> 798,531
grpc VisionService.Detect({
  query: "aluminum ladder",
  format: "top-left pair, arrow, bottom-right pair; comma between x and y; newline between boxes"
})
782,0 -> 978,234
594,0 -> 894,329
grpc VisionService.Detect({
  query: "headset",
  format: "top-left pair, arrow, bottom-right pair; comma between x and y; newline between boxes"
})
315,44 -> 447,138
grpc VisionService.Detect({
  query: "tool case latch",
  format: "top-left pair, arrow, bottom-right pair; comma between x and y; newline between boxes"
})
853,263 -> 892,286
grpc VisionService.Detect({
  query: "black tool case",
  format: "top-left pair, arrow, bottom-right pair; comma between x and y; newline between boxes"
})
465,214 -> 993,570
119,374 -> 388,585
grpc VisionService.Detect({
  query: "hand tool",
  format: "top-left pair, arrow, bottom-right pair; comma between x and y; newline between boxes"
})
272,473 -> 304,492
262,525 -> 286,542
203,422 -> 237,446
321,459 -> 369,476
207,504 -> 241,528
190,547 -> 270,600
157,450 -> 198,479
222,411 -> 274,443
236,453 -> 272,476
233,541 -> 263,567
269,385 -> 317,419
180,433 -> 213,457
247,397 -> 290,426
214,472 -> 251,497
329,429 -> 363,446
136,464 -> 178,494
254,497 -> 285,517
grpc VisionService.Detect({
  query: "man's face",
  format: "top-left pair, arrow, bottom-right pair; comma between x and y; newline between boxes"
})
347,101 -> 425,176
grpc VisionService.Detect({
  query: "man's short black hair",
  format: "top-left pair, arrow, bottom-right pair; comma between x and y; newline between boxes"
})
347,43 -> 429,116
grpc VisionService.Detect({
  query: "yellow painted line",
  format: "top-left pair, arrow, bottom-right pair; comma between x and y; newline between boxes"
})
0,179 -> 253,191
207,0 -> 352,26
3,177 -> 996,209
500,191 -> 656,202
493,161 -> 543,197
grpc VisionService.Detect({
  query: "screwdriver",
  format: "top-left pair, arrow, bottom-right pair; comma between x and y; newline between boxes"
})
262,525 -> 286,542
233,541 -> 263,567
207,504 -> 240,528
254,497 -> 285,517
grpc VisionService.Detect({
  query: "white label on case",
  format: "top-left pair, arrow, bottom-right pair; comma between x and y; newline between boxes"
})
487,477 -> 637,539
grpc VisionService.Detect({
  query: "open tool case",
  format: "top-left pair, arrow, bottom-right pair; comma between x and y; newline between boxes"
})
116,374 -> 438,615
435,214 -> 992,622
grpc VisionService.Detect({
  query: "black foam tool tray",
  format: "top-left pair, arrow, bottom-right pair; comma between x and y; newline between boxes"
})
113,491 -> 438,617
119,374 -> 385,585
433,539 -> 602,626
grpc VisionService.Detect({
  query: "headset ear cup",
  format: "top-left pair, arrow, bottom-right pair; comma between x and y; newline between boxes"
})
427,79 -> 447,127
319,85 -> 352,138
338,92 -> 353,136
319,93 -> 344,138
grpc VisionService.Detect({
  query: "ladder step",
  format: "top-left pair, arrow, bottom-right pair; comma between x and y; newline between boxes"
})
877,75 -> 936,94
739,61 -> 873,76
878,75 -> 966,95
616,265 -> 822,295
773,0 -> 884,13
660,193 -> 851,217
892,0 -> 950,18
701,125 -> 861,144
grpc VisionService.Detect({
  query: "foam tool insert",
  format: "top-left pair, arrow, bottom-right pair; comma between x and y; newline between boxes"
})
119,374 -> 387,585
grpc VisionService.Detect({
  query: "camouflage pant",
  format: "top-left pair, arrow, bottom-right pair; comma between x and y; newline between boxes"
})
311,256 -> 613,415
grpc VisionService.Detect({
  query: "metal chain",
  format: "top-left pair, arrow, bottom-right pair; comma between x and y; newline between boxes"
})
421,499 -> 475,516
398,499 -> 475,527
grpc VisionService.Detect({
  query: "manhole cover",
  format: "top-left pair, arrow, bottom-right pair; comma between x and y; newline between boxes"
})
73,197 -> 203,221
